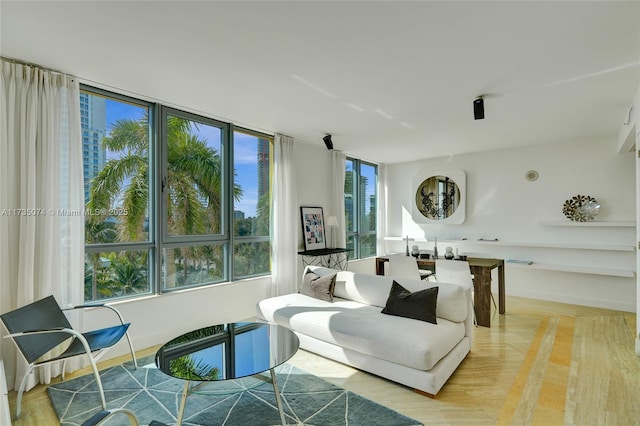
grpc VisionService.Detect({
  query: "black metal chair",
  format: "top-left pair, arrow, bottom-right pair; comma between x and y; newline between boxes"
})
81,408 -> 168,426
81,408 -> 140,426
0,295 -> 138,418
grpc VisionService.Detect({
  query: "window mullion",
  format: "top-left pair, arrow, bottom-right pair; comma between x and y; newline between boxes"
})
152,103 -> 161,295
351,159 -> 359,259
226,124 -> 234,282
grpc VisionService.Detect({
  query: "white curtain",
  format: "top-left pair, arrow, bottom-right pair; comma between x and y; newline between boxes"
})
330,150 -> 346,248
271,134 -> 298,296
0,58 -> 84,390
376,163 -> 387,256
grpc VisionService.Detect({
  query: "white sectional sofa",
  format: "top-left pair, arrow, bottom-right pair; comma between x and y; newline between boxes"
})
256,265 -> 474,396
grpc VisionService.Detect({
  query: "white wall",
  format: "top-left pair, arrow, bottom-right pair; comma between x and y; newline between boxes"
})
385,140 -> 636,312
294,142 -> 336,222
293,141 -> 338,269
80,276 -> 271,360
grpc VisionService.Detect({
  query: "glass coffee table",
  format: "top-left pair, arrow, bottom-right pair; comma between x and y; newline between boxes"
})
155,322 -> 299,425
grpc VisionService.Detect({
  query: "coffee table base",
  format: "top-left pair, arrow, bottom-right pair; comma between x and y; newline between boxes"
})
176,367 -> 287,426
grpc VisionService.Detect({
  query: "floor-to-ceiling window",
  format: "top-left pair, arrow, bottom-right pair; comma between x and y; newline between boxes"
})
160,107 -> 229,290
345,158 -> 377,259
83,88 -> 153,302
232,129 -> 272,279
82,86 -> 272,302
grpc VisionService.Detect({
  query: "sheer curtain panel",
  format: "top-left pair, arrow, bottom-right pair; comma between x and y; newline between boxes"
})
376,163 -> 387,256
0,58 -> 84,391
330,151 -> 347,249
271,134 -> 298,296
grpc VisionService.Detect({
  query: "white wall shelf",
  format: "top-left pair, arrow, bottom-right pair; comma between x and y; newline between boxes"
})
453,240 -> 635,252
506,261 -> 635,278
538,220 -> 636,227
384,237 -> 635,252
385,224 -> 637,278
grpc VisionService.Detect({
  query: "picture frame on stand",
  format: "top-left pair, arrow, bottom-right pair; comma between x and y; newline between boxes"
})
300,206 -> 326,251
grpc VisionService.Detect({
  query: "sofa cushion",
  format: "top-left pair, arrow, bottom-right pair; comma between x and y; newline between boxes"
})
382,281 -> 438,324
333,270 -> 394,306
306,266 -> 468,323
256,293 -> 465,371
300,270 -> 337,302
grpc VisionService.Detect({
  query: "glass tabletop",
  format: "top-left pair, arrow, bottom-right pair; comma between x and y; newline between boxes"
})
155,322 -> 299,382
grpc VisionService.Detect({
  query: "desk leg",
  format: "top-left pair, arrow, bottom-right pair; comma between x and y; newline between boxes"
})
177,380 -> 190,425
472,267 -> 492,328
271,368 -> 286,425
498,263 -> 505,314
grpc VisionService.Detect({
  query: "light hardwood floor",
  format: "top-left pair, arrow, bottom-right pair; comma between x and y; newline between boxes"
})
7,296 -> 640,425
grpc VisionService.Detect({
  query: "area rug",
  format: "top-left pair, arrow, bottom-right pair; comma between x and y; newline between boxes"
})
47,356 -> 422,426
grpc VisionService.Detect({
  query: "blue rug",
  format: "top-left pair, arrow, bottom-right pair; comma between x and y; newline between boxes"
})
47,356 -> 422,425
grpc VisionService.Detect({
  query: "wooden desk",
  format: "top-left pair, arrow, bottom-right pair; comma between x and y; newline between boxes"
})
375,256 -> 505,327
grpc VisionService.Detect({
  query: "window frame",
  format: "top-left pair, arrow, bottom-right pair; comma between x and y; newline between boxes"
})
81,84 -> 273,303
345,157 -> 378,260
158,106 -> 231,289
81,85 -> 156,302
231,126 -> 273,280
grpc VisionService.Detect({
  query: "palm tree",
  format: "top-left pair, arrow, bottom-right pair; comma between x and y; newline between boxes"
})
84,262 -> 111,300
88,114 -> 241,241
108,253 -> 148,295
166,325 -> 224,380
170,355 -> 220,381
85,218 -> 117,300
88,116 -> 151,242
87,114 -> 242,288
255,192 -> 270,236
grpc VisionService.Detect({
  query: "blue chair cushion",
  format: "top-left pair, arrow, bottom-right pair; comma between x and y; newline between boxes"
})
55,323 -> 131,361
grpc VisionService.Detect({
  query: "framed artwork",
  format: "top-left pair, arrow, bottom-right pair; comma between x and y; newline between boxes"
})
300,206 -> 326,251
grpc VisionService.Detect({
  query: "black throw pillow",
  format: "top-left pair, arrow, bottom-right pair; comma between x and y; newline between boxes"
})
381,280 -> 438,324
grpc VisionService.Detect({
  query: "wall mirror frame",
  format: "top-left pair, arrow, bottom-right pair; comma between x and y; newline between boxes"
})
412,170 -> 466,224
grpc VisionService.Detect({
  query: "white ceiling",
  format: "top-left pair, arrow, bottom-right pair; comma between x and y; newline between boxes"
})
1,1 -> 639,164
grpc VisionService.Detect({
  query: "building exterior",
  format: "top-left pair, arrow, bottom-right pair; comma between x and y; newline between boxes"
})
80,91 -> 107,203
257,137 -> 270,200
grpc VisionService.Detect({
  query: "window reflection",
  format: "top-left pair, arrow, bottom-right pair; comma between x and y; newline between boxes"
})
156,323 -> 270,381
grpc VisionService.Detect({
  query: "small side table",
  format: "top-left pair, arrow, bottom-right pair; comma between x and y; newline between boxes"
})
298,248 -> 350,270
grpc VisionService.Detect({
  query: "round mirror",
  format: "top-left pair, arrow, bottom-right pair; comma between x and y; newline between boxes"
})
415,175 -> 461,220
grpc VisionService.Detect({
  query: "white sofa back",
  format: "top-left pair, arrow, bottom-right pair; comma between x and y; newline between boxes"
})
304,265 -> 474,343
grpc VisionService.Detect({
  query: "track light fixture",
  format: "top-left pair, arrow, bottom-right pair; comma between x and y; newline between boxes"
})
323,134 -> 334,150
473,96 -> 485,120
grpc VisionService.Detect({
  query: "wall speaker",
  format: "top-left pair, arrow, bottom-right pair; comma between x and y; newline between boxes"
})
323,134 -> 334,150
473,96 -> 485,120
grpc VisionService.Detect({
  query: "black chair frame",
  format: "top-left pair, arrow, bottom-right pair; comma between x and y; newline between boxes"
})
1,295 -> 138,418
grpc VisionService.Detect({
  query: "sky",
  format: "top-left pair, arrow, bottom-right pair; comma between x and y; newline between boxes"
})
103,98 -> 262,217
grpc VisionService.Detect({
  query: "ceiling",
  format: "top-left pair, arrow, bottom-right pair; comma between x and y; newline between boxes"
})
1,1 -> 639,164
